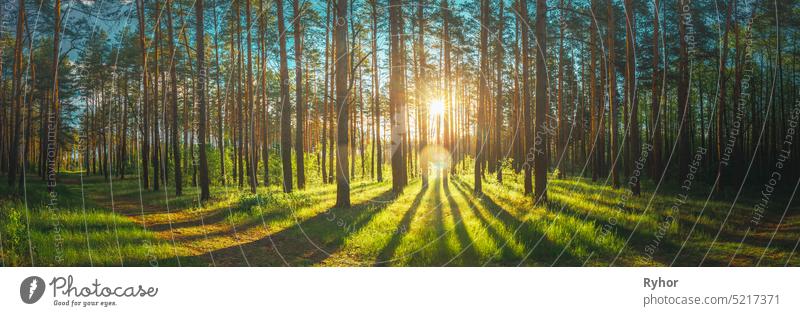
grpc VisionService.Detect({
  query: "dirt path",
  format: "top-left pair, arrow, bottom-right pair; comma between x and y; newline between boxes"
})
84,183 -> 283,266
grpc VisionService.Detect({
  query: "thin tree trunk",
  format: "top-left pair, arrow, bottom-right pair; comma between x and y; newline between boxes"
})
495,0 -> 504,183
136,0 -> 150,189
475,0 -> 488,194
370,0 -> 382,182
247,0 -> 257,192
533,0 -> 548,202
47,0 -> 62,191
294,0 -> 306,190
519,0 -> 532,195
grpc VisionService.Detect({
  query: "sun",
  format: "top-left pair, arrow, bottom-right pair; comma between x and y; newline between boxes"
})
429,98 -> 445,117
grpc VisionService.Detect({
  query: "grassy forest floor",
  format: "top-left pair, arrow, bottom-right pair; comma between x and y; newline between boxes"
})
2,170 -> 800,267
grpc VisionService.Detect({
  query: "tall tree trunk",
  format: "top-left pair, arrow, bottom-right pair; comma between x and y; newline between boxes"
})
196,0 -> 210,200
417,0 -> 429,187
7,0 -> 25,188
650,0 -> 662,180
47,0 -> 62,191
494,0 -> 504,183
294,0 -> 306,189
136,0 -> 150,189
166,0 -> 182,196
322,0 -> 331,184
120,78 -> 129,179
236,0 -> 245,189
259,0 -> 270,187
533,0 -> 548,202
277,0 -> 293,193
153,2 -> 162,192
624,0 -> 640,195
519,0 -> 532,195
714,0 -> 735,193
676,0 -> 691,179
370,0 -> 382,182
335,0 -> 351,207
212,0 -> 226,186
246,0 -> 257,193
442,0 -> 452,185
556,0 -> 566,178
607,0 -> 619,188
389,0 -> 408,193
589,0 -> 599,181
475,0 -> 488,194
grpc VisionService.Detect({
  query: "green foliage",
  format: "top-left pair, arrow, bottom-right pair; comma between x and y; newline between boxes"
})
0,203 -> 27,266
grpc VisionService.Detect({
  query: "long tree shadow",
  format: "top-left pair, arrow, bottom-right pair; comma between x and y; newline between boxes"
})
546,187 -> 775,266
548,185 -> 749,241
374,185 -> 429,266
187,188 -> 400,266
450,182 -> 518,262
451,178 -> 580,266
442,182 -> 481,265
450,180 -> 526,264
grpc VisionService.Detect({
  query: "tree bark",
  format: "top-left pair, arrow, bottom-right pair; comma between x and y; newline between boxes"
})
495,0 -> 505,183
196,0 -> 210,200
519,0 -> 533,195
166,0 -> 182,196
294,0 -> 306,189
335,0 -> 351,207
277,0 -> 293,193
370,0 -> 382,182
607,0 -> 619,188
389,0 -> 408,193
624,0 -> 639,195
475,0 -> 489,194
533,0 -> 548,202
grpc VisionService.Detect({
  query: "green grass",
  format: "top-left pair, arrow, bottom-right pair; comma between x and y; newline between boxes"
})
2,168 -> 799,267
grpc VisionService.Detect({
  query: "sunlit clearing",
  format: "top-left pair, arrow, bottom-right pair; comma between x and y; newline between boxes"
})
430,98 -> 445,117
420,144 -> 451,176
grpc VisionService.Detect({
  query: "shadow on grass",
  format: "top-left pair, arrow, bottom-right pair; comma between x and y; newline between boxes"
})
443,182 -> 481,265
451,179 -> 579,266
188,188 -> 400,266
374,185 -> 429,266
